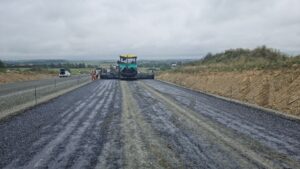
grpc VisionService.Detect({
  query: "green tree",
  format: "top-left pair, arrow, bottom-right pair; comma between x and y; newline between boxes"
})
0,60 -> 6,72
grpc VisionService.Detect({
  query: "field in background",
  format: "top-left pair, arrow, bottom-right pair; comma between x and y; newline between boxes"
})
158,46 -> 300,116
0,59 -> 110,84
0,68 -> 92,84
0,59 -> 188,84
0,71 -> 55,84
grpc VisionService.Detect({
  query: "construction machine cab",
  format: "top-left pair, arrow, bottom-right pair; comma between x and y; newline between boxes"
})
118,54 -> 138,80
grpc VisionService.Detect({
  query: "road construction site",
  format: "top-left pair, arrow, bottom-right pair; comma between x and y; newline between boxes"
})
0,80 -> 300,169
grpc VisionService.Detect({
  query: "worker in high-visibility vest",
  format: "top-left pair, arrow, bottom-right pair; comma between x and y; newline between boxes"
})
91,70 -> 96,81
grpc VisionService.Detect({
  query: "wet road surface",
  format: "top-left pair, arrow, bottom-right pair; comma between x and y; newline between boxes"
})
0,80 -> 299,169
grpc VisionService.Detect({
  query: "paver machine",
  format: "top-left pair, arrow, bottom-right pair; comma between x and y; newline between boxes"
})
118,54 -> 138,80
100,54 -> 154,80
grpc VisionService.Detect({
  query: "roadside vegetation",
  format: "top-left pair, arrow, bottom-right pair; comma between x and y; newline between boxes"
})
5,59 -> 102,72
158,46 -> 300,116
0,60 -> 6,73
0,59 -> 180,84
0,60 -> 98,84
139,60 -> 187,71
173,46 -> 300,73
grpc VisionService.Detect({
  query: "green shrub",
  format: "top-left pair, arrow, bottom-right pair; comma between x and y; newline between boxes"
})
0,60 -> 6,72
176,46 -> 299,73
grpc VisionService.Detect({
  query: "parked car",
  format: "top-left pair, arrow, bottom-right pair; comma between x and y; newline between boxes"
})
59,68 -> 71,77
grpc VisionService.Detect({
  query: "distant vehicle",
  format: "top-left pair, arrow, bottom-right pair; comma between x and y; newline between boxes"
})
59,68 -> 71,77
95,68 -> 101,79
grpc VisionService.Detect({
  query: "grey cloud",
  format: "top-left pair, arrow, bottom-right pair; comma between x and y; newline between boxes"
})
0,0 -> 299,60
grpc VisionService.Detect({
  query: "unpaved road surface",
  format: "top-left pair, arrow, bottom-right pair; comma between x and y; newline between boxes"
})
0,80 -> 300,169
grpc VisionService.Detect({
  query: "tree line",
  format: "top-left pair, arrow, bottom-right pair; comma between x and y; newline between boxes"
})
5,62 -> 97,69
0,60 -> 5,72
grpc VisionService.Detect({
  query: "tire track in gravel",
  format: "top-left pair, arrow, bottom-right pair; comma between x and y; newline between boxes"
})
95,81 -> 124,169
60,80 -> 120,169
120,81 -> 183,169
139,80 -> 300,169
41,80 -> 115,169
36,81 -> 106,138
146,80 -> 300,161
130,81 -> 252,168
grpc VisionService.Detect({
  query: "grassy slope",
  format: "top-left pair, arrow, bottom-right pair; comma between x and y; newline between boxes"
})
158,46 -> 300,116
0,71 -> 55,84
0,68 -> 93,84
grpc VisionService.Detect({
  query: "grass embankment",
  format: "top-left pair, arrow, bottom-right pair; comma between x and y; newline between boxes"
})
0,68 -> 56,84
0,67 -> 92,84
158,46 -> 300,116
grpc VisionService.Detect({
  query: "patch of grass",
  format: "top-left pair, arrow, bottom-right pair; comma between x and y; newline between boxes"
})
69,68 -> 92,75
173,46 -> 300,73
0,60 -> 6,73
5,67 -> 92,75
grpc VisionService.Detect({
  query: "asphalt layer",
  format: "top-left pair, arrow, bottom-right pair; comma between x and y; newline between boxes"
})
0,80 -> 299,169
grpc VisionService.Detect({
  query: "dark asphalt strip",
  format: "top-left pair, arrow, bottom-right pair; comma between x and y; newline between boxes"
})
58,81 -> 118,169
0,81 -> 104,168
33,81 -> 113,168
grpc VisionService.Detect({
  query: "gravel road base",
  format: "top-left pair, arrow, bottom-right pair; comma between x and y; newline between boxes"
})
0,80 -> 299,169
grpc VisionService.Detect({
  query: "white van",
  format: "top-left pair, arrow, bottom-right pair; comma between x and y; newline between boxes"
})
59,68 -> 71,77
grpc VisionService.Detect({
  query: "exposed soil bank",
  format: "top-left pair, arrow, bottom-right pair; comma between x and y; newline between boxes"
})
157,69 -> 300,116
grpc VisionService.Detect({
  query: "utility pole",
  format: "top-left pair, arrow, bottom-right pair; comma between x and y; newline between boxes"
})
34,86 -> 37,105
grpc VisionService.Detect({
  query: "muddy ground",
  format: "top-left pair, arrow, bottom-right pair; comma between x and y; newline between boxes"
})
0,80 -> 299,169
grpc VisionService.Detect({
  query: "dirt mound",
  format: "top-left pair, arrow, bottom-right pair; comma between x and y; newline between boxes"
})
158,69 -> 300,116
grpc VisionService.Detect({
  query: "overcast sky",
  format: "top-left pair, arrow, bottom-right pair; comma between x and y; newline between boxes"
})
0,0 -> 300,60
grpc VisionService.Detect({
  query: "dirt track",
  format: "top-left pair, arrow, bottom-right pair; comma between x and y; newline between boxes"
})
0,80 -> 300,169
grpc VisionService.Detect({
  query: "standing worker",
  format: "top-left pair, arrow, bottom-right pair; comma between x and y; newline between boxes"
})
91,70 -> 96,80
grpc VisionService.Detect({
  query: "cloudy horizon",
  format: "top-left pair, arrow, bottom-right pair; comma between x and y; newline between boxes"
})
0,0 -> 300,60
